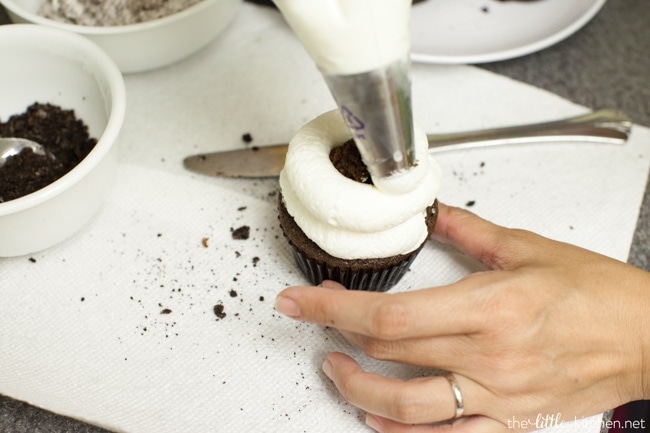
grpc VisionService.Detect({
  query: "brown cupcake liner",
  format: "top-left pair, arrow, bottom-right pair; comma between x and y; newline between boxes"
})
286,240 -> 421,292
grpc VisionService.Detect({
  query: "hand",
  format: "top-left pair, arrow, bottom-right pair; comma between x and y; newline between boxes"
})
274,203 -> 650,432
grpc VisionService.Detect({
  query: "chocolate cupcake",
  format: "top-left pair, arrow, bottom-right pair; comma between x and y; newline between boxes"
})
278,110 -> 442,292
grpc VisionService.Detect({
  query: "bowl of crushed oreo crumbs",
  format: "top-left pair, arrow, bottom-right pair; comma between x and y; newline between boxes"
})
1,0 -> 242,73
0,24 -> 126,257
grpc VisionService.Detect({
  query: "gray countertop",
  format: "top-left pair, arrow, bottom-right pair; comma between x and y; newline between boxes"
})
1,0 -> 649,431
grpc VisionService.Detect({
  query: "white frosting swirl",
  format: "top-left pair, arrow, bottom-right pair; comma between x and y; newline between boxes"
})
273,0 -> 411,75
279,110 -> 442,260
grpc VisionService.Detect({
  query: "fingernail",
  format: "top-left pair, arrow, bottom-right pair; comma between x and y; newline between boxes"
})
366,414 -> 382,432
274,295 -> 301,318
322,358 -> 333,378
321,280 -> 346,290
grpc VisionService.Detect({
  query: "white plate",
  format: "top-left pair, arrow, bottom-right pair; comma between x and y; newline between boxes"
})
410,0 -> 607,64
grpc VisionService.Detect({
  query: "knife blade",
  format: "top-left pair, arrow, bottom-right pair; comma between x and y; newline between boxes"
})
183,110 -> 631,178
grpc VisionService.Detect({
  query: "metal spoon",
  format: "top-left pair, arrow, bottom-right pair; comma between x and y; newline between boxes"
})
0,137 -> 56,168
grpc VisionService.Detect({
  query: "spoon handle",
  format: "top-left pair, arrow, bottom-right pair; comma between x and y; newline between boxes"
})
426,110 -> 631,152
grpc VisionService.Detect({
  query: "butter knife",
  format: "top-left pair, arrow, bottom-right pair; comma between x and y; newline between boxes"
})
183,110 -> 631,178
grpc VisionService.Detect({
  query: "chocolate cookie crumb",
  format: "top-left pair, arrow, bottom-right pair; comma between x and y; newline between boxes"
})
242,133 -> 253,143
231,225 -> 250,240
229,289 -> 238,298
213,303 -> 226,319
329,139 -> 371,184
201,237 -> 209,248
160,308 -> 172,314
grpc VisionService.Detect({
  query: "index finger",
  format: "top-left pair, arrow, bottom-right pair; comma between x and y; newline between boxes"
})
274,276 -> 493,340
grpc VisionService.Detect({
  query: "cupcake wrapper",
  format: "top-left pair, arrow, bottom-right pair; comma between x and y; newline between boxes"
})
287,243 -> 420,292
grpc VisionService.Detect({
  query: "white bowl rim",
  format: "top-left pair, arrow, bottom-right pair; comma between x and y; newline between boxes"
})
1,0 -> 233,35
0,24 -> 126,216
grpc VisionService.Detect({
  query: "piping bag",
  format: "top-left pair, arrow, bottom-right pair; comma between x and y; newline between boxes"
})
273,0 -> 419,194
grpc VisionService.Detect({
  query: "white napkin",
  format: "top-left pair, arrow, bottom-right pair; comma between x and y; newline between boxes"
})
1,3 -> 649,433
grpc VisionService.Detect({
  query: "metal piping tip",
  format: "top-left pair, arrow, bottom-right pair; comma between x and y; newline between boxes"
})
323,56 -> 416,180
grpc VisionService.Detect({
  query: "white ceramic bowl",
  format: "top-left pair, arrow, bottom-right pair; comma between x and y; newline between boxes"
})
1,0 -> 242,73
0,24 -> 126,257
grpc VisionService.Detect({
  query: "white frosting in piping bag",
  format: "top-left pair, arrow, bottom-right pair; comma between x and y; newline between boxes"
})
274,0 -> 423,195
279,110 -> 442,260
273,0 -> 411,75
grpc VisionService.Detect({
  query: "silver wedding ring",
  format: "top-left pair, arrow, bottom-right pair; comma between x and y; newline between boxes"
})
445,372 -> 465,419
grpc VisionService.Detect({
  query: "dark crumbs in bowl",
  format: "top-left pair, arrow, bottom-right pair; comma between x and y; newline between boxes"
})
0,102 -> 97,203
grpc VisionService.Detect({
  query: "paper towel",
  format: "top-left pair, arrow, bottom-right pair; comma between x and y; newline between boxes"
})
1,3 -> 649,433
